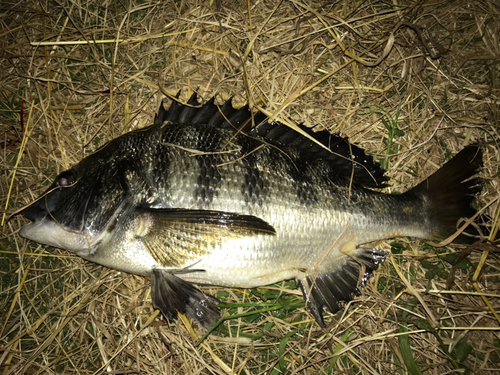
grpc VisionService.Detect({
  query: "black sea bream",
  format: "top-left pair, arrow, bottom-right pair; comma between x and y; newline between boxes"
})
19,94 -> 483,329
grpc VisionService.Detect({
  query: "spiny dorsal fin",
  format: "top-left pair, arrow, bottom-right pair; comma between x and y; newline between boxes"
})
190,96 -> 217,124
178,92 -> 202,123
155,93 -> 387,188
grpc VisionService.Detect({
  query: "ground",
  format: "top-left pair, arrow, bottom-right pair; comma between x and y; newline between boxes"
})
1,0 -> 499,374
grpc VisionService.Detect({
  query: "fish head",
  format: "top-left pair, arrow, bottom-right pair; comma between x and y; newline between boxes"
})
19,154 -> 127,256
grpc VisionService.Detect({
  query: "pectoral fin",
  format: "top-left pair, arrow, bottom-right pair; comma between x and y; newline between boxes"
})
136,208 -> 276,268
298,248 -> 388,329
151,269 -> 220,329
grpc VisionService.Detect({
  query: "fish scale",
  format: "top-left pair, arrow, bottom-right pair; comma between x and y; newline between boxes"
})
18,93 -> 483,329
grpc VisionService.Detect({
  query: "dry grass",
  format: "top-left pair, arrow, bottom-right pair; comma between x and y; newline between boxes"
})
1,0 -> 499,374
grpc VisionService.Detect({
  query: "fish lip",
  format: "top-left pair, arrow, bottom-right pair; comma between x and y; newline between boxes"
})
19,221 -> 42,239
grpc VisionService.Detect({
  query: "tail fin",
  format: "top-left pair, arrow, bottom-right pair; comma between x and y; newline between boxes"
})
411,146 -> 483,244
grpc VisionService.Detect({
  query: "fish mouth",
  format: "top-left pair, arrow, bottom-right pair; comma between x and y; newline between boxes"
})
19,185 -> 126,256
19,178 -> 97,244
18,189 -> 93,254
20,219 -> 91,254
19,202 -> 47,222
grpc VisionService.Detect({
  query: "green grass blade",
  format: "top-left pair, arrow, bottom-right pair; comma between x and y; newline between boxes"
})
398,322 -> 423,375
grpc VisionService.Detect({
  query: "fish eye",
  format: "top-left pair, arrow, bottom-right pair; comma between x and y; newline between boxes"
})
57,171 -> 77,187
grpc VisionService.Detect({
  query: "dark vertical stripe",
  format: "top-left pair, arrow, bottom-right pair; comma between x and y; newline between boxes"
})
193,126 -> 222,207
286,152 -> 319,206
148,126 -> 172,207
238,136 -> 267,207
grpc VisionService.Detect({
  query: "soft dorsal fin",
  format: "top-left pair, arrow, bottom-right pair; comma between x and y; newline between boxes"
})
251,121 -> 388,188
155,93 -> 387,188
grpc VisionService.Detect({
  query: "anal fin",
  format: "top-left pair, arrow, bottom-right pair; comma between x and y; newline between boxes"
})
297,248 -> 388,329
151,269 -> 220,329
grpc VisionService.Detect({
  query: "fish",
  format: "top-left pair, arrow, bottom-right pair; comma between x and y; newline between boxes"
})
18,92 -> 483,329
